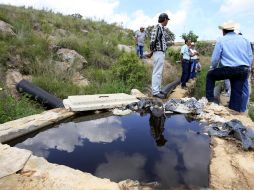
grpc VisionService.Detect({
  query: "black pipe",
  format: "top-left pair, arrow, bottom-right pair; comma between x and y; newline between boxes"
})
16,79 -> 64,109
161,78 -> 181,96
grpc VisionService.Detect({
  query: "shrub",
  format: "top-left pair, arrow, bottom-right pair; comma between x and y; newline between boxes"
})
196,41 -> 214,56
168,48 -> 181,64
112,53 -> 150,91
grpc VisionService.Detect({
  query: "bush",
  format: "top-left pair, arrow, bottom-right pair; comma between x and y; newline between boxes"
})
196,41 -> 214,56
112,53 -> 150,91
168,48 -> 181,64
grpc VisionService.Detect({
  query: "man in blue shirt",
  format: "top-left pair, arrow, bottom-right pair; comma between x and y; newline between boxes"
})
206,21 -> 253,112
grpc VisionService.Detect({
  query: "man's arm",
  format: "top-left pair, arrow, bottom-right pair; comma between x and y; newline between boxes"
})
211,41 -> 222,69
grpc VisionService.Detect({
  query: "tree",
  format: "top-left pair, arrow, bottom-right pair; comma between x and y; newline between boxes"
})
181,30 -> 198,42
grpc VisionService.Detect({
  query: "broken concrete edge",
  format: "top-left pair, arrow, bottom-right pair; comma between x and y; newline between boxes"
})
0,144 -> 32,179
0,108 -> 75,143
0,143 -> 148,190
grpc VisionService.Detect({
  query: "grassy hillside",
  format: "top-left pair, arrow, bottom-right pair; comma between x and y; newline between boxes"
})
0,5 -> 151,123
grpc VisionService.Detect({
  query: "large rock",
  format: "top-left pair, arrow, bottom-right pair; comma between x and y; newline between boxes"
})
57,48 -> 87,71
0,20 -> 16,37
53,28 -> 69,37
71,72 -> 89,87
54,61 -> 89,87
117,44 -> 133,53
5,69 -> 32,98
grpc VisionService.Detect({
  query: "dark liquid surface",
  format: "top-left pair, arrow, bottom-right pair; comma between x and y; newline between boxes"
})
15,113 -> 210,188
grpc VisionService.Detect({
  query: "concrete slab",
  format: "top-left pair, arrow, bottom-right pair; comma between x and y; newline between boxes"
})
63,93 -> 139,111
0,144 -> 31,179
0,108 -> 74,143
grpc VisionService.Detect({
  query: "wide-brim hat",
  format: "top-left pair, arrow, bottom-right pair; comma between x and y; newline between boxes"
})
218,21 -> 239,30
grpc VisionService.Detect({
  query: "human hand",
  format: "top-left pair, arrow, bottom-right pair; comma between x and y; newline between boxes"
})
146,51 -> 153,58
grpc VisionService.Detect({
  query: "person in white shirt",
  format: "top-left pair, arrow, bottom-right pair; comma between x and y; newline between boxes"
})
135,27 -> 146,59
189,42 -> 199,79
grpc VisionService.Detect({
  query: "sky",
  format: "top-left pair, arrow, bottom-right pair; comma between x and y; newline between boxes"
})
0,0 -> 253,41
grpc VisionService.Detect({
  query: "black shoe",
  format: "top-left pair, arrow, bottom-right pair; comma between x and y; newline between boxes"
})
153,93 -> 165,99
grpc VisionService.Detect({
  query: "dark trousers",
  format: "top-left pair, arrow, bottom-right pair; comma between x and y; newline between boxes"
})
190,59 -> 197,79
136,45 -> 144,58
206,66 -> 249,112
181,59 -> 191,87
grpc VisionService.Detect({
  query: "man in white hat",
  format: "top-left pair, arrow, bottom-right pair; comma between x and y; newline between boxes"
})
206,21 -> 253,112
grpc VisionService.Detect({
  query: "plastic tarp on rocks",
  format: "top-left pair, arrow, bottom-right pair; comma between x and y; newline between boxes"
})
208,119 -> 254,150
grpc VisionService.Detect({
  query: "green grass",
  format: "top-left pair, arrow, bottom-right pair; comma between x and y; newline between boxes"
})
0,5 -> 159,123
249,105 -> 254,121
0,92 -> 43,124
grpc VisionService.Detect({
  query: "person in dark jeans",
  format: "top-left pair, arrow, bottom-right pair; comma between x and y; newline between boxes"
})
180,39 -> 196,88
149,112 -> 167,147
206,21 -> 253,112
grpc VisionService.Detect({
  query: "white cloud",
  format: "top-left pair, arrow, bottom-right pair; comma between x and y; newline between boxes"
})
95,152 -> 146,181
0,0 -> 120,19
16,117 -> 125,157
220,0 -> 254,14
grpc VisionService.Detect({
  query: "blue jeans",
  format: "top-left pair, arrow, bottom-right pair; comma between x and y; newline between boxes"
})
206,66 -> 249,112
181,59 -> 191,87
190,59 -> 197,79
136,45 -> 144,58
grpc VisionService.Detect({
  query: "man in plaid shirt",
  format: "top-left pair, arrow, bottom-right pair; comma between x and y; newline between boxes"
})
150,13 -> 170,99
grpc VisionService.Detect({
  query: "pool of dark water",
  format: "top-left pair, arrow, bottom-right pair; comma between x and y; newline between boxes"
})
14,112 -> 210,189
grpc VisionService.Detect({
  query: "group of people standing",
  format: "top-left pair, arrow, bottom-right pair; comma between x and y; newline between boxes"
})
135,12 -> 253,113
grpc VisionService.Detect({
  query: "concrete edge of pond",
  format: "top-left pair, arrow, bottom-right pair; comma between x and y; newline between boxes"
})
0,108 -> 75,143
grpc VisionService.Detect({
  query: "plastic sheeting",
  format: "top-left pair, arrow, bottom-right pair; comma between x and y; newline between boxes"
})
208,119 -> 254,150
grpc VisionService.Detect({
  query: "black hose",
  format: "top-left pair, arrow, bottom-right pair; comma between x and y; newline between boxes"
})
16,79 -> 64,109
161,78 -> 181,96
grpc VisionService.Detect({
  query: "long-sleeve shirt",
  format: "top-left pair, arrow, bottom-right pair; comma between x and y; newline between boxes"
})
150,24 -> 167,52
181,44 -> 190,60
211,32 -> 253,69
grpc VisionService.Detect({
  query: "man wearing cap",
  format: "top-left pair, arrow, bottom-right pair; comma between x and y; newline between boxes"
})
135,26 -> 146,59
206,21 -> 253,112
149,13 -> 170,99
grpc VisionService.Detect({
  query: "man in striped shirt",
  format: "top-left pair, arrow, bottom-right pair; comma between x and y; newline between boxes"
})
150,13 -> 170,99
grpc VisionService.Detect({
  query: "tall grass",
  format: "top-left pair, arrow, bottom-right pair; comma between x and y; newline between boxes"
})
0,91 -> 43,124
193,56 -> 210,99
